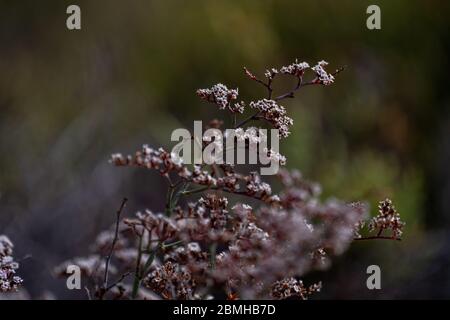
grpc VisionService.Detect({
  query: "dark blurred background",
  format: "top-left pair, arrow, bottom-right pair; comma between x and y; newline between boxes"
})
0,0 -> 449,299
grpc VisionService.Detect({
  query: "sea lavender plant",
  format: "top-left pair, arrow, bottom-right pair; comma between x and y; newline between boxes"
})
55,59 -> 404,300
0,235 -> 23,293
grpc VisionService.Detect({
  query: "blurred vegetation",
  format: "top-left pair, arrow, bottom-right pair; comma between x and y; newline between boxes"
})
0,0 -> 449,298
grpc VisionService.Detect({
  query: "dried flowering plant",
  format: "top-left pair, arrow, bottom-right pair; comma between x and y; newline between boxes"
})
0,235 -> 23,293
55,59 -> 404,300
354,198 -> 405,241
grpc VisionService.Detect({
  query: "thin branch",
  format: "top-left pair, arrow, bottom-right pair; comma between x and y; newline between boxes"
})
236,66 -> 274,129
274,65 -> 346,101
181,181 -> 270,203
85,286 -> 92,300
274,75 -> 303,101
102,198 -> 128,292
244,67 -> 270,90
331,65 -> 347,76
106,271 -> 132,291
267,77 -> 274,99
234,110 -> 261,129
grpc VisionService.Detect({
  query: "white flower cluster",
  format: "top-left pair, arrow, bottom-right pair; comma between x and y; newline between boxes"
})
249,99 -> 293,138
232,127 -> 266,144
264,148 -> 287,166
369,198 -> 405,239
264,68 -> 279,80
271,277 -> 322,300
245,172 -> 272,197
231,101 -> 245,113
280,59 -> 310,76
196,83 -> 241,112
0,235 -> 23,292
125,210 -> 179,241
311,60 -> 335,85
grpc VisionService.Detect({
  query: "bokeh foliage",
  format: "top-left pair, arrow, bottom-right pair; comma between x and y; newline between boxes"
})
0,0 -> 449,298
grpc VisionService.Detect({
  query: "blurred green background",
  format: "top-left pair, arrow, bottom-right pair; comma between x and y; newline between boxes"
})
1,0 -> 449,299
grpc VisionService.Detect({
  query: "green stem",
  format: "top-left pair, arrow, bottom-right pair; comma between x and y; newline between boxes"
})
165,185 -> 175,215
181,186 -> 209,196
209,242 -> 217,269
131,235 -> 144,299
162,240 -> 184,249
141,244 -> 159,277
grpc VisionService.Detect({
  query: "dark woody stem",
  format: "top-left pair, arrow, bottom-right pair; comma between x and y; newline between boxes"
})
101,197 -> 128,299
234,111 -> 261,129
274,75 -> 303,101
235,67 -> 274,129
274,66 -> 346,101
